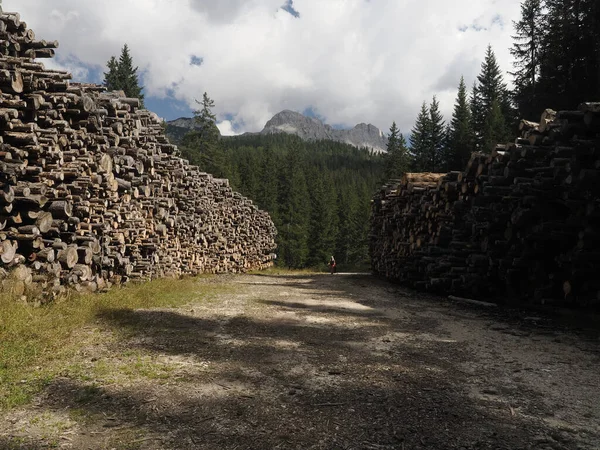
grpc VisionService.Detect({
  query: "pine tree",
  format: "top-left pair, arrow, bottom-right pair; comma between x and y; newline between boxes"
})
257,146 -> 279,224
410,102 -> 430,172
335,187 -> 359,266
181,92 -> 223,175
306,171 -> 336,268
384,122 -> 410,180
427,96 -> 445,172
103,57 -> 120,92
510,0 -> 545,120
472,46 -> 514,150
482,98 -> 509,152
278,144 -> 310,268
537,0 -> 600,111
103,45 -> 144,107
446,76 -> 474,170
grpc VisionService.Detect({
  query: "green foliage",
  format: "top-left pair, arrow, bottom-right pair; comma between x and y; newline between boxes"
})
278,141 -> 310,268
427,96 -> 446,171
410,102 -> 430,171
445,76 -> 475,170
510,0 -> 544,120
205,133 -> 385,270
180,92 -> 224,176
508,0 -> 599,121
411,97 -> 445,172
384,122 -> 411,180
472,46 -> 514,151
482,98 -> 510,153
536,0 -> 599,112
103,44 -> 144,107
0,277 -> 229,410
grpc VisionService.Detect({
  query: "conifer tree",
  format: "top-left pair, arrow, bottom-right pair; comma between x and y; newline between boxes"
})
537,0 -> 600,111
469,81 -> 482,150
307,171 -> 336,267
258,146 -> 280,224
410,102 -> 430,171
427,96 -> 445,172
482,98 -> 509,152
103,45 -> 144,107
510,0 -> 544,120
445,76 -> 474,170
335,187 -> 359,265
104,57 -> 120,92
278,143 -> 310,268
384,122 -> 410,180
472,46 -> 514,150
181,92 -> 223,175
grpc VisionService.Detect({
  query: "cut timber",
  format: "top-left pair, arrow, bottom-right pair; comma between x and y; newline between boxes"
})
0,240 -> 17,264
0,9 -> 277,298
57,246 -> 78,269
370,102 -> 600,309
402,173 -> 445,185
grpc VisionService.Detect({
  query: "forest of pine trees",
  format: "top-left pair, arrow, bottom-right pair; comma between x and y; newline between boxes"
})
179,125 -> 384,270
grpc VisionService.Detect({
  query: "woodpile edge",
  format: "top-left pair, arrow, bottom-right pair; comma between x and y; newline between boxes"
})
0,11 -> 277,300
370,103 -> 600,309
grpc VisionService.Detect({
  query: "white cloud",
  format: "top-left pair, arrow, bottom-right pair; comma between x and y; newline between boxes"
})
8,0 -> 522,135
216,120 -> 239,136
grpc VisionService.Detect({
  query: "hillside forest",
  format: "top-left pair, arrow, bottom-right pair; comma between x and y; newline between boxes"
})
104,0 -> 599,270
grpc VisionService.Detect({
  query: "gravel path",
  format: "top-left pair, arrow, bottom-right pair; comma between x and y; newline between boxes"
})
1,273 -> 599,449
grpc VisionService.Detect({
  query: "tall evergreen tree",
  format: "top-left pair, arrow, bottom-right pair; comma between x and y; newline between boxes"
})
335,187 -> 359,265
410,102 -> 430,172
427,96 -> 445,172
103,45 -> 144,107
384,122 -> 410,180
537,0 -> 600,111
472,46 -> 514,150
510,0 -> 545,120
482,98 -> 510,152
306,170 -> 336,267
104,56 -> 120,92
257,146 -> 280,224
446,76 -> 474,170
181,92 -> 223,175
278,143 -> 310,269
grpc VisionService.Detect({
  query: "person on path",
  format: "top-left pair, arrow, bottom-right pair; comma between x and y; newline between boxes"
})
329,256 -> 336,274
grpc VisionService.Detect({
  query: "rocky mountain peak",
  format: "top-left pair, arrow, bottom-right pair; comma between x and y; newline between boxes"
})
166,110 -> 388,153
261,111 -> 387,152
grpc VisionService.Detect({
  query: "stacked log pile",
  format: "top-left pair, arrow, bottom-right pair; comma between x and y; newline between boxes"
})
370,102 -> 600,308
0,11 -> 277,298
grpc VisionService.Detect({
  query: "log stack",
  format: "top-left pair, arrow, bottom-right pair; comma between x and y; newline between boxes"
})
370,102 -> 600,309
0,11 -> 277,298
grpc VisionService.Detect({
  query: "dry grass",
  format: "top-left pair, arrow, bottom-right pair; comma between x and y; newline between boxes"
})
0,275 -> 229,410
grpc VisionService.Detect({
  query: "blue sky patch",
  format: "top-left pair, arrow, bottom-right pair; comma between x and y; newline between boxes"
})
145,97 -> 193,121
281,0 -> 300,18
302,106 -> 325,122
190,55 -> 204,66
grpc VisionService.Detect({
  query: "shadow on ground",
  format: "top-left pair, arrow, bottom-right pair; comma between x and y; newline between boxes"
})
9,273 -> 597,450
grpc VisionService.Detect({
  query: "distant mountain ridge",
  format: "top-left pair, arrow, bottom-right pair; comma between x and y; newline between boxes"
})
258,110 -> 387,153
166,111 -> 388,152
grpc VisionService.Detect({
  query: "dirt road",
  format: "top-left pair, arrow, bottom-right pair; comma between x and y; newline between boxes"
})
2,273 -> 599,449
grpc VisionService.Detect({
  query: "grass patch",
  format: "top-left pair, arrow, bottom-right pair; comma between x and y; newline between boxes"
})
0,276 -> 229,411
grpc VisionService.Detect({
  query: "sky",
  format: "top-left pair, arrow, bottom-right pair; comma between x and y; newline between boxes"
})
8,0 -> 522,136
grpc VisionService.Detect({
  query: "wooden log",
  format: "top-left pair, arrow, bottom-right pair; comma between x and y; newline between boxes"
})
57,246 -> 78,269
0,239 -> 17,264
